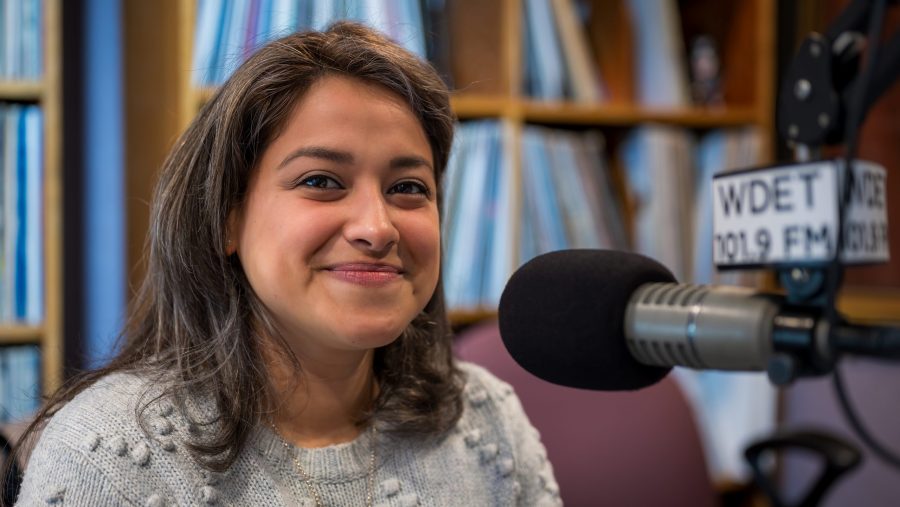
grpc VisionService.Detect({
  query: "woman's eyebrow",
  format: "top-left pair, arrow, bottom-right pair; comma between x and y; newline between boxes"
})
278,146 -> 354,169
278,147 -> 433,173
389,155 -> 433,172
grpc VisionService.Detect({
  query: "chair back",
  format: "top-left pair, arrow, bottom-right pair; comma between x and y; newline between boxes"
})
455,320 -> 717,507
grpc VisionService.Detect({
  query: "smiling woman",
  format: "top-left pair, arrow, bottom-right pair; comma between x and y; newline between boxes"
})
8,22 -> 561,507
232,76 -> 442,362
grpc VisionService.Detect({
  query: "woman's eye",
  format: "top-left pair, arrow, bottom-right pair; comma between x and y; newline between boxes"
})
297,174 -> 342,189
389,180 -> 430,196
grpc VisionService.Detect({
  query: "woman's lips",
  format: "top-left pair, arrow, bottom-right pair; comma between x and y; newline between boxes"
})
324,263 -> 404,286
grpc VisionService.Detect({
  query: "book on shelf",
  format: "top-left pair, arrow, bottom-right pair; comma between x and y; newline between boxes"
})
625,0 -> 690,107
621,125 -> 763,284
576,131 -> 628,249
621,125 -> 694,281
192,0 -> 428,86
521,0 -> 606,103
442,121 -> 505,312
522,0 -> 605,104
521,127 -> 568,257
0,344 -> 41,423
217,0 -> 251,84
442,121 -> 626,313
0,103 -> 43,324
190,0 -> 706,108
522,0 -> 569,101
521,0 -> 617,103
550,0 -> 604,103
519,0 -> 701,107
422,0 -> 453,87
485,122 -> 516,312
1,0 -> 43,80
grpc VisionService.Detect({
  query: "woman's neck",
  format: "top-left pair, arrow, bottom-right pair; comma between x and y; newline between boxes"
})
265,339 -> 377,448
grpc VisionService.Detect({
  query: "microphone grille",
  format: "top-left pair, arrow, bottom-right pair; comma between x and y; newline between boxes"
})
498,249 -> 675,391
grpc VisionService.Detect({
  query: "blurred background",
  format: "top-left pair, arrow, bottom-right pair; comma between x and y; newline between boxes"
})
1,0 -> 899,505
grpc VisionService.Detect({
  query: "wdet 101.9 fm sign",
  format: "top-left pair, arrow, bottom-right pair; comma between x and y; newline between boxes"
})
712,160 -> 889,268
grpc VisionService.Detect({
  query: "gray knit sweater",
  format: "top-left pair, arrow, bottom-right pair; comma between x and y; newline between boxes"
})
16,362 -> 561,506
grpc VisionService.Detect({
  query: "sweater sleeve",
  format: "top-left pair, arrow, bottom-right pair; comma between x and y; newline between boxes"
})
502,385 -> 563,507
15,434 -> 136,506
462,362 -> 563,507
14,374 -> 182,507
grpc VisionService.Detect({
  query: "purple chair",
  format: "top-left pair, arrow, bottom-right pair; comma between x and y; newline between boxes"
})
455,320 -> 717,507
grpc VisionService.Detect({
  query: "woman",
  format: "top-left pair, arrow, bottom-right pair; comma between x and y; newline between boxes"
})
12,22 -> 560,506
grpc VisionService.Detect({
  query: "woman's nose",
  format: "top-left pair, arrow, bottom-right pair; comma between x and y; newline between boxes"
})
342,189 -> 400,255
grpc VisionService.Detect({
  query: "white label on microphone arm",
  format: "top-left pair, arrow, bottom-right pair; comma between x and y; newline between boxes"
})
712,160 -> 889,267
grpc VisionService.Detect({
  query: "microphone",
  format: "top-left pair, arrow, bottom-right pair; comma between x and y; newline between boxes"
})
498,249 -> 676,391
498,249 -> 900,391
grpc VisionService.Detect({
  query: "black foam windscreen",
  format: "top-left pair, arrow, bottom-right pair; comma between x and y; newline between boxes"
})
498,249 -> 676,391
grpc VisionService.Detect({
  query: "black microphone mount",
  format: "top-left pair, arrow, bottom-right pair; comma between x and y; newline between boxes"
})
747,3 -> 900,505
754,0 -> 900,384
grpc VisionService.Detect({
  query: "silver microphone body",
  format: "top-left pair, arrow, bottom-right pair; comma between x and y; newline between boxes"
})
625,283 -> 782,371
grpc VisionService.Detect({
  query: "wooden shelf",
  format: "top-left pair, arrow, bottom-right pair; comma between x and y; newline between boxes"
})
522,101 -> 759,127
450,95 -> 512,119
0,325 -> 43,346
838,287 -> 900,324
0,80 -> 44,102
448,309 -> 499,327
450,95 -> 761,126
193,87 -> 761,129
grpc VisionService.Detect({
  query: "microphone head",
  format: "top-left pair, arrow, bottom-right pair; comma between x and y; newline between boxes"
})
499,249 -> 676,391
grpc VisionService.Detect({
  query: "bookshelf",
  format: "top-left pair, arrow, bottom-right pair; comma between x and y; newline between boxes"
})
161,0 -> 776,323
125,0 -> 898,325
0,0 -> 63,396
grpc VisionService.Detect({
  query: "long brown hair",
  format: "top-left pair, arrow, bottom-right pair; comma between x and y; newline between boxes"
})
14,21 -> 462,475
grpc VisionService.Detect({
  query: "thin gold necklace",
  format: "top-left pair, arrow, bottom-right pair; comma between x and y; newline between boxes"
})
270,421 -> 377,507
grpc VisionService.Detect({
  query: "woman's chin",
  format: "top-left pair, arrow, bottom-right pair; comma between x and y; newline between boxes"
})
344,326 -> 407,350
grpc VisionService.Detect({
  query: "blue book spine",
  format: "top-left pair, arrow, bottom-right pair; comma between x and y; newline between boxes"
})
525,127 -> 567,252
0,348 -> 7,422
243,0 -> 261,58
35,0 -> 43,77
25,106 -> 43,322
486,124 -> 514,307
519,131 -> 544,264
3,107 -> 19,322
475,126 -> 502,307
22,0 -> 40,78
0,105 -> 7,321
6,345 -> 40,421
693,130 -> 725,285
210,0 -> 232,85
397,0 -> 426,59
192,0 -> 223,86
15,108 -> 27,320
219,0 -> 252,83
0,1 -> 7,77
270,0 -> 300,34
5,0 -> 21,77
254,0 -> 273,42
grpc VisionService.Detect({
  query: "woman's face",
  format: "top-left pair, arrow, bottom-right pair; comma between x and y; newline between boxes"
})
231,75 -> 440,358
